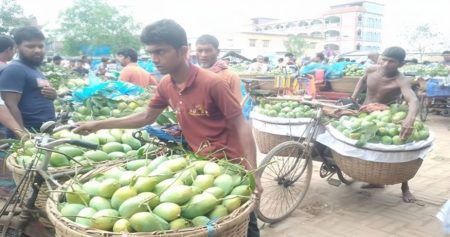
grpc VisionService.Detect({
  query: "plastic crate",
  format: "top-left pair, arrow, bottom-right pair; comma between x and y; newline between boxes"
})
426,79 -> 450,97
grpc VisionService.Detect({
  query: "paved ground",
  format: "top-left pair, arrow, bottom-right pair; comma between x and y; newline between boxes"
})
258,114 -> 450,237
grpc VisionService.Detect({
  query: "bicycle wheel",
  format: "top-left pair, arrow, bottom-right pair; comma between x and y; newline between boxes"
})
255,141 -> 313,223
419,95 -> 428,121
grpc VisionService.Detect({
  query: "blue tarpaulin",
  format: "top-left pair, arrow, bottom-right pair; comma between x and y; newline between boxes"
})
73,80 -> 144,102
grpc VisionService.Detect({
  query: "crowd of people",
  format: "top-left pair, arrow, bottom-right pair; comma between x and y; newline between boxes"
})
44,50 -> 159,88
242,49 -> 450,79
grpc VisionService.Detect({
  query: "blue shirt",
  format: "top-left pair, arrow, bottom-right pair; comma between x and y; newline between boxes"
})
0,60 -> 55,129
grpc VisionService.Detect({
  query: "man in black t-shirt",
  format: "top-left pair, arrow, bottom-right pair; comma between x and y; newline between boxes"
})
0,26 -> 56,137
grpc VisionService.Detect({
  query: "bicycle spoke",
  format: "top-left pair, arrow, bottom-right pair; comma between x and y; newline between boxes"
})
265,162 -> 281,178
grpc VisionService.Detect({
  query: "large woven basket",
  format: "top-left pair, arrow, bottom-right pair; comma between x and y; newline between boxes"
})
329,77 -> 360,93
5,153 -> 138,227
253,128 -> 297,154
332,150 -> 423,185
46,175 -> 255,237
6,145 -> 164,203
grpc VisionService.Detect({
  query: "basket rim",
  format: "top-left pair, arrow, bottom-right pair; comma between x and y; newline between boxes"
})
325,125 -> 433,153
5,149 -> 164,175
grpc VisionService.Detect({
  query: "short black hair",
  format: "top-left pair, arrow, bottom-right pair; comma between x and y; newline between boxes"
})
140,19 -> 188,49
382,46 -> 406,62
53,55 -> 62,61
117,48 -> 138,62
196,34 -> 219,49
0,35 -> 15,53
285,53 -> 294,58
12,26 -> 45,45
101,57 -> 109,63
316,52 -> 325,61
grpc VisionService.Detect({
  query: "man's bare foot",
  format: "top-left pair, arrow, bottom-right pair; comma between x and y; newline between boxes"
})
402,189 -> 415,203
401,182 -> 415,203
361,183 -> 385,189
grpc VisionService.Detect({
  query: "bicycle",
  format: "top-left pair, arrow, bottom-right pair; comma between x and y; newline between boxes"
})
0,121 -> 98,237
255,100 -> 353,224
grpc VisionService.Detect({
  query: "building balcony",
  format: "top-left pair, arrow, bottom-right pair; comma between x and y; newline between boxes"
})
325,36 -> 341,41
310,24 -> 323,29
325,23 -> 341,28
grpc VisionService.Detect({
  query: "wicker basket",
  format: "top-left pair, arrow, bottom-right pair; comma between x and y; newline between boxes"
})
5,153 -> 137,227
329,77 -> 360,93
6,146 -> 164,200
46,173 -> 255,237
256,79 -> 276,91
332,150 -> 423,185
253,128 -> 297,154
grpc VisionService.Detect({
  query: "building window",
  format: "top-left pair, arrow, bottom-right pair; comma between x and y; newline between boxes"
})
249,39 -> 256,47
263,40 -> 270,47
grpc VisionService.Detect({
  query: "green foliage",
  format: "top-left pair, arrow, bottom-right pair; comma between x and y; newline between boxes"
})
40,64 -> 79,89
56,0 -> 141,56
283,35 -> 312,58
0,0 -> 34,34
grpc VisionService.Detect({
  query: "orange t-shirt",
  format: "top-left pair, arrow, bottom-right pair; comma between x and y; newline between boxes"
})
208,60 -> 242,102
149,65 -> 244,160
119,63 -> 157,87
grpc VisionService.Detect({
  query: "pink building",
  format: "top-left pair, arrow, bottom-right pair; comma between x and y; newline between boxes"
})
251,1 -> 384,54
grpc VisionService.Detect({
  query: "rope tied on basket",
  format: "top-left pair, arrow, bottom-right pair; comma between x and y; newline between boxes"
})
206,217 -> 219,237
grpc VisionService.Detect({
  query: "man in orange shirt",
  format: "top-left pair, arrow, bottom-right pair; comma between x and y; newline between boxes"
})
74,19 -> 261,236
117,48 -> 157,87
195,35 -> 242,102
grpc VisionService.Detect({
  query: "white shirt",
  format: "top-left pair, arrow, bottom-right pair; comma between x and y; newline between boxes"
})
0,94 -> 4,105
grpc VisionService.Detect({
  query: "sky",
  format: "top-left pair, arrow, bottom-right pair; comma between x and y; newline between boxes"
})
15,0 -> 450,50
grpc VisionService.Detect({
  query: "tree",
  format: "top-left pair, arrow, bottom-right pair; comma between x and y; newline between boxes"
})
0,0 -> 35,34
56,0 -> 141,56
403,24 -> 444,61
284,35 -> 313,58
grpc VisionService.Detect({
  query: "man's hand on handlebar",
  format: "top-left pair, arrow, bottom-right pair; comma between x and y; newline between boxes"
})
72,122 -> 100,135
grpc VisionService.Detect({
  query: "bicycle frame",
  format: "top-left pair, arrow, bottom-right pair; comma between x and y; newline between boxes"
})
0,124 -> 98,237
277,106 -> 325,184
271,100 -> 351,184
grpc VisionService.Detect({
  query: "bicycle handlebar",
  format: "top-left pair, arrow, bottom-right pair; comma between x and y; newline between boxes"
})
301,100 -> 353,110
66,140 -> 99,150
37,138 -> 98,150
265,97 -> 353,110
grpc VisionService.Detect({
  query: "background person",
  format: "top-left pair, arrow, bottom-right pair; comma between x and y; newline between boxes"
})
116,48 -> 157,87
0,26 -> 56,137
352,46 -> 419,203
195,34 -> 242,101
